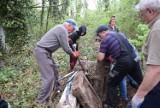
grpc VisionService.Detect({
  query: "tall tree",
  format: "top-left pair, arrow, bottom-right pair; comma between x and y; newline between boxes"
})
0,0 -> 34,53
0,26 -> 6,52
103,0 -> 110,11
46,0 -> 52,32
51,0 -> 60,21
60,0 -> 69,18
40,0 -> 46,34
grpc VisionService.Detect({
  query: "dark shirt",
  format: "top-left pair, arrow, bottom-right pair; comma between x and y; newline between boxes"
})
68,25 -> 86,44
68,32 -> 80,44
99,32 -> 136,60
108,24 -> 119,32
68,25 -> 86,51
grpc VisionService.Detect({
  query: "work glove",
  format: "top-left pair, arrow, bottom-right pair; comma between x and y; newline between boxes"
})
126,95 -> 144,108
73,51 -> 79,58
72,44 -> 77,51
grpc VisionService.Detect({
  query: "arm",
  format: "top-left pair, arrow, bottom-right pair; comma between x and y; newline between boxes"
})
126,65 -> 160,108
97,38 -> 107,61
98,52 -> 105,61
127,25 -> 160,108
135,65 -> 160,98
58,29 -> 74,56
136,30 -> 160,97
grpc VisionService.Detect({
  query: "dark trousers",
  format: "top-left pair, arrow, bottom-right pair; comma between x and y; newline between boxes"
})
106,56 -> 143,107
141,93 -> 160,108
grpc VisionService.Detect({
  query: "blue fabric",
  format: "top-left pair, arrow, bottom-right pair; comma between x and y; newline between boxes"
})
126,100 -> 142,108
127,75 -> 137,85
119,77 -> 128,100
66,19 -> 78,31
119,75 -> 137,100
66,72 -> 77,94
126,101 -> 132,108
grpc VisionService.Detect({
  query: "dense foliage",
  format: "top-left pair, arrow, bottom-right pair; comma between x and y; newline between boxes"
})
0,0 -> 148,107
0,0 -> 36,54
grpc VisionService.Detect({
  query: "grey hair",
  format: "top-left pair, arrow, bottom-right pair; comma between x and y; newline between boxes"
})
135,0 -> 160,12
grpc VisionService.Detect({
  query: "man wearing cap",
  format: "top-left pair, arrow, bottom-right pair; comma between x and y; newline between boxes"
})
33,19 -> 79,105
96,25 -> 143,107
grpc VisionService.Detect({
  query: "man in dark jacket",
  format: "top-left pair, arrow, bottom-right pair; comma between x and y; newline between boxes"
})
96,25 -> 143,108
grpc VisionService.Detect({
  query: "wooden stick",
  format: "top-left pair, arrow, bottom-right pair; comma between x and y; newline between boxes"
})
58,71 -> 76,82
78,57 -> 86,72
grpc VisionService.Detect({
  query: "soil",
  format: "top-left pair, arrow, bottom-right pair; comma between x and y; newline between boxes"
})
117,82 -> 137,108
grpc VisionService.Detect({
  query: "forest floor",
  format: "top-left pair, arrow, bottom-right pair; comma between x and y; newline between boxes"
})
117,82 -> 137,108
51,59 -> 137,108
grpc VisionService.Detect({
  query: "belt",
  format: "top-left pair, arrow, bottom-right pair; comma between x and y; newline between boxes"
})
36,45 -> 52,53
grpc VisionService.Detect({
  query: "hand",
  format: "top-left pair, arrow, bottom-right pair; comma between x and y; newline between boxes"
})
68,38 -> 73,42
108,55 -> 113,63
74,51 -> 79,58
126,95 -> 144,108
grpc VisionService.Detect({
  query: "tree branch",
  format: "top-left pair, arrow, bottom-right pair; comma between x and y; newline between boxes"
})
28,2 -> 67,8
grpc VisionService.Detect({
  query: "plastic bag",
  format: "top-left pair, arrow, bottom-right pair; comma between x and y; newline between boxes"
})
56,72 -> 80,108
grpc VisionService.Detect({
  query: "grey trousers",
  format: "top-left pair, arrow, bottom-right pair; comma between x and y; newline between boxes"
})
33,46 -> 58,103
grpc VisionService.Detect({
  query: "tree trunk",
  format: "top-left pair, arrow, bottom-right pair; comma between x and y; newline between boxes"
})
61,0 -> 69,18
90,60 -> 110,105
45,0 -> 51,32
40,0 -> 45,34
72,71 -> 103,108
0,26 -> 6,52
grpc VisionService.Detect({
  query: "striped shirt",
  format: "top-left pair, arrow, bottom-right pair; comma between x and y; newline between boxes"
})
99,32 -> 121,59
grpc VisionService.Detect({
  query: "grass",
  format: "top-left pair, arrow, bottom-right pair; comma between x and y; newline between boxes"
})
0,34 -> 98,107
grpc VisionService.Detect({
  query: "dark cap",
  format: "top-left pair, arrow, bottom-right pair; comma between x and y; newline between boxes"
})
96,25 -> 108,36
66,19 -> 78,31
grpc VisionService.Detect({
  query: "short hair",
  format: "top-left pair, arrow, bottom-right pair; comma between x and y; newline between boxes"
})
109,19 -> 116,24
110,16 -> 116,20
96,25 -> 108,36
135,0 -> 160,12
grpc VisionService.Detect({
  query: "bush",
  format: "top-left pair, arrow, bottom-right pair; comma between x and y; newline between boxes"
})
0,67 -> 17,83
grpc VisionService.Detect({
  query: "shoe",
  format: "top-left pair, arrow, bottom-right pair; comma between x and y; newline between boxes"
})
44,98 -> 52,108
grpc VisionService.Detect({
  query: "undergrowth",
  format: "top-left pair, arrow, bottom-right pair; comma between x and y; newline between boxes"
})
0,34 -> 97,107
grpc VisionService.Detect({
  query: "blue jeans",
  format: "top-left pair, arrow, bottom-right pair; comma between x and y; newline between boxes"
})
119,77 -> 128,100
119,75 -> 138,100
127,74 -> 138,87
